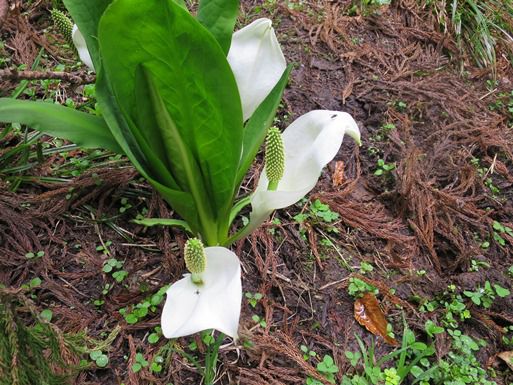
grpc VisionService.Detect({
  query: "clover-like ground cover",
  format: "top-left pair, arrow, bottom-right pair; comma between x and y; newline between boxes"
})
0,1 -> 512,384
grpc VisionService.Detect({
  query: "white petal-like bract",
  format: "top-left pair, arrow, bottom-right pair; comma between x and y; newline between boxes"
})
248,110 -> 360,232
161,247 -> 242,339
227,18 -> 286,121
72,25 -> 94,71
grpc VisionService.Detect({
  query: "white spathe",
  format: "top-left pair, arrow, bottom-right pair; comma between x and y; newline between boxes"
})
161,246 -> 242,339
247,110 -> 361,233
71,25 -> 94,71
227,18 -> 286,121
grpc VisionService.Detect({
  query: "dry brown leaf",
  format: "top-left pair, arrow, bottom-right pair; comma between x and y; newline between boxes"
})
354,293 -> 399,346
332,161 -> 345,187
498,351 -> 513,371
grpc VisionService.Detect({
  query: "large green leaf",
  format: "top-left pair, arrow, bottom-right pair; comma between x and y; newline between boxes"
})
235,65 -> 292,185
197,0 -> 239,54
98,0 -> 243,223
94,74 -> 202,234
0,98 -> 122,153
63,0 -> 187,70
144,68 -> 219,244
63,0 -> 112,71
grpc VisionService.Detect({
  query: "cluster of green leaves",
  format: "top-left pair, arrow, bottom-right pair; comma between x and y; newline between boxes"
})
463,280 -> 510,308
102,257 -> 128,283
294,199 -> 340,225
300,344 -> 317,361
245,291 -> 263,308
347,277 -> 378,298
89,350 -> 109,367
0,0 -> 291,248
131,352 -> 149,373
341,329 -> 435,385
306,354 -> 339,385
492,220 -> 513,246
119,285 -> 168,324
374,159 -> 396,176
415,285 -> 499,384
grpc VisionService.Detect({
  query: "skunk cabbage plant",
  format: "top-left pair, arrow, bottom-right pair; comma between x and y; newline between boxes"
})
0,0 -> 360,339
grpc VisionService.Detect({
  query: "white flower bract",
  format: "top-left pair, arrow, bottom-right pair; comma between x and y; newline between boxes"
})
71,25 -> 94,71
161,246 -> 242,339
247,110 -> 361,233
227,18 -> 286,121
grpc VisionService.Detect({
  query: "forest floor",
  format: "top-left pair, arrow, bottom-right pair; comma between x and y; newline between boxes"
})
1,1 -> 513,384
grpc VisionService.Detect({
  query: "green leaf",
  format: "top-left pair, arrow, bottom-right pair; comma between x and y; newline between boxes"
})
132,218 -> 191,233
494,284 -> 510,297
40,309 -> 53,322
148,333 -> 160,344
0,99 -> 122,153
95,354 -> 109,368
95,75 -> 201,234
236,65 -> 292,186
197,0 -> 239,54
89,350 -> 102,360
98,0 -> 243,241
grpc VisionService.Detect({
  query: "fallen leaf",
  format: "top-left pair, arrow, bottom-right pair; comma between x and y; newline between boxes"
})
332,161 -> 345,187
498,351 -> 513,371
354,293 -> 399,346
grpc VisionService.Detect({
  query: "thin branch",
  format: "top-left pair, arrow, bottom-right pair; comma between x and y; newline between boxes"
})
0,68 -> 95,84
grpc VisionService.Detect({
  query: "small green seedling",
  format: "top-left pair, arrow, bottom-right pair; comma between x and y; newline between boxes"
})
119,197 -> 132,213
150,355 -> 164,373
103,258 -> 128,283
252,314 -> 267,328
148,326 -> 162,344
294,199 -> 339,225
347,277 -> 378,298
344,350 -> 361,367
21,277 -> 42,290
359,261 -> 374,275
245,292 -> 263,308
316,355 -> 339,384
492,221 -> 513,246
90,350 -> 109,368
384,368 -> 400,385
132,352 -> 149,373
40,309 -> 53,322
464,280 -> 510,308
120,285 -> 168,324
300,345 -> 317,361
25,250 -> 45,259
112,270 -> 128,283
102,258 -> 123,273
425,320 -> 444,337
374,158 -> 396,176
96,241 -> 112,255
469,259 -> 490,272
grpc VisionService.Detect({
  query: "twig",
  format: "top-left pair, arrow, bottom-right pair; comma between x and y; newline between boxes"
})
0,68 -> 95,84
